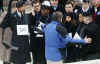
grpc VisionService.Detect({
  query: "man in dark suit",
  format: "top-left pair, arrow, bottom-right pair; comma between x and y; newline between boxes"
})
77,0 -> 94,16
49,0 -> 64,14
30,1 -> 47,64
0,1 -> 31,64
76,15 -> 99,60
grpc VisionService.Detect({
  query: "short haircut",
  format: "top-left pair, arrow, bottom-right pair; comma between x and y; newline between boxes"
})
16,1 -> 25,8
41,5 -> 51,10
32,0 -> 40,6
83,0 -> 89,3
65,1 -> 73,7
51,11 -> 63,21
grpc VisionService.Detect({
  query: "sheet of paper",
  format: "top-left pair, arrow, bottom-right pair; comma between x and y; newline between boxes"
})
36,34 -> 43,37
68,33 -> 72,38
73,32 -> 81,40
37,21 -> 45,31
17,25 -> 29,35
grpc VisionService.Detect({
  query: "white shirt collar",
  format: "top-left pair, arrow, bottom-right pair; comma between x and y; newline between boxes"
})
82,6 -> 89,12
17,10 -> 22,17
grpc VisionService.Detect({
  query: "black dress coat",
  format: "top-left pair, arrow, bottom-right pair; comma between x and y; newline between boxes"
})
0,11 -> 31,63
26,12 -> 47,64
50,2 -> 64,14
77,22 -> 99,57
77,7 -> 94,16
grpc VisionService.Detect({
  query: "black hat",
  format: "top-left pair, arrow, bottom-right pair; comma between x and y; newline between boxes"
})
83,0 -> 89,3
16,1 -> 25,8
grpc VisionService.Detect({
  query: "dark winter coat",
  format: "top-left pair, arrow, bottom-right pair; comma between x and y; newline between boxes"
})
0,11 -> 31,63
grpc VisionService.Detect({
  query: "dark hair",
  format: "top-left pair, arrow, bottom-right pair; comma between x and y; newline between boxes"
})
16,1 -> 25,8
65,1 -> 73,7
83,0 -> 89,3
32,0 -> 40,6
51,11 -> 63,21
41,5 -> 51,10
63,13 -> 76,25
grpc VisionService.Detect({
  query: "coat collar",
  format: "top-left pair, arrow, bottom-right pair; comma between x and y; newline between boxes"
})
51,20 -> 60,24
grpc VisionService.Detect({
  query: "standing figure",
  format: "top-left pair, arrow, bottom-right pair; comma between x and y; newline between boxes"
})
44,11 -> 92,64
0,1 -> 31,64
30,1 -> 47,64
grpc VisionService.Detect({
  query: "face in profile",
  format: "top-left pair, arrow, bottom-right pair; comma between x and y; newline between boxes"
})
50,0 -> 59,6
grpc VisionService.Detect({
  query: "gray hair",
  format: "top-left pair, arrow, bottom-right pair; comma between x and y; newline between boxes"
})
51,11 -> 63,22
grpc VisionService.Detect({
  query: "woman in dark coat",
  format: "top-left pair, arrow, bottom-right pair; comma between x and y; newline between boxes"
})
62,13 -> 78,62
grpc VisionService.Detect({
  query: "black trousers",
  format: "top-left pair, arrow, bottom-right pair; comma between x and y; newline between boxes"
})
10,50 -> 26,64
30,37 -> 46,64
10,44 -> 31,64
64,44 -> 82,63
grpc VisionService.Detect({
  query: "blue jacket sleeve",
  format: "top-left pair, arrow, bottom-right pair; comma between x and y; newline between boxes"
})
64,34 -> 86,44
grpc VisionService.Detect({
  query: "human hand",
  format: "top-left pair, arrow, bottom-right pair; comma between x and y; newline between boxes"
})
2,41 -> 11,49
11,46 -> 19,51
84,37 -> 92,44
2,42 -> 10,49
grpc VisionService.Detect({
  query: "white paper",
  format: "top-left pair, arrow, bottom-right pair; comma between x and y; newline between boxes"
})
68,33 -> 72,38
17,25 -> 29,35
34,31 -> 38,34
36,34 -> 43,37
37,22 -> 45,31
73,32 -> 81,40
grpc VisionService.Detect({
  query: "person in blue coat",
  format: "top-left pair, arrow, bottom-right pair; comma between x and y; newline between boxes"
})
43,11 -> 92,64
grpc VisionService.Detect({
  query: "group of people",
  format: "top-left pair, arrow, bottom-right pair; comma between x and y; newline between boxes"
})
0,0 -> 100,64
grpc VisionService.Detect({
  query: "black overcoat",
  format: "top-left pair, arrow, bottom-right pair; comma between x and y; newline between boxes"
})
0,11 -> 31,63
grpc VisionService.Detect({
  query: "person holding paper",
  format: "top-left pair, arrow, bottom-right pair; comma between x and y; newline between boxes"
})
43,11 -> 92,64
80,15 -> 99,60
0,1 -> 31,64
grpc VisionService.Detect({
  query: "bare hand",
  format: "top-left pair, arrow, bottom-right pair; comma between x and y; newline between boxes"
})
11,46 -> 19,51
84,37 -> 92,44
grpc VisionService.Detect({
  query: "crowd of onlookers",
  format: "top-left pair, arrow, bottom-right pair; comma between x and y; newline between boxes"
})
0,0 -> 100,64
